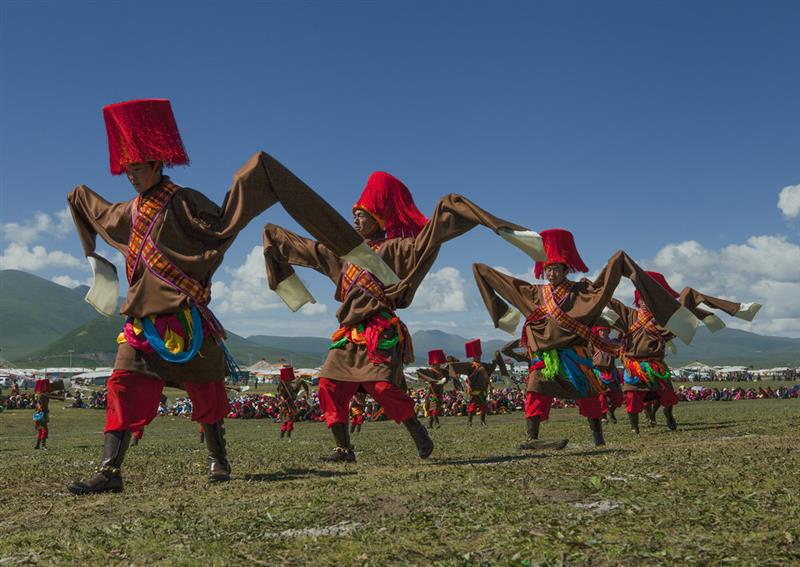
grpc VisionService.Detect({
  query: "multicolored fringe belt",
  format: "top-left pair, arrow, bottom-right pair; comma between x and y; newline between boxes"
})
530,346 -> 601,398
329,309 -> 412,364
593,367 -> 621,386
623,357 -> 671,388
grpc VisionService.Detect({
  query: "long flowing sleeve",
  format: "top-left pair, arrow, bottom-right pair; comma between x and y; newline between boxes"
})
67,185 -> 131,256
472,263 -> 539,334
67,186 -> 132,315
500,339 -> 529,363
262,224 -> 343,312
679,287 -> 762,332
590,251 -> 700,344
381,194 -> 546,310
175,151 -> 398,284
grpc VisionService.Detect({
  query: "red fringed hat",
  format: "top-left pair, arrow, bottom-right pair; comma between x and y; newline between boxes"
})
428,349 -> 446,366
635,271 -> 679,307
534,229 -> 589,279
591,325 -> 610,335
279,366 -> 295,382
353,171 -> 428,238
465,339 -> 482,359
34,379 -> 50,394
103,99 -> 189,175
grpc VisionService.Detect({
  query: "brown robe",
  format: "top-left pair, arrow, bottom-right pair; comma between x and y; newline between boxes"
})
67,152 -> 365,383
447,361 -> 494,394
472,251 -> 687,399
263,194 -> 529,385
591,347 -> 623,393
608,288 -> 747,393
416,367 -> 447,412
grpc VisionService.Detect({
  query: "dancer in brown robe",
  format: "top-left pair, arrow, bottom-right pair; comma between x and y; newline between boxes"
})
606,271 -> 761,433
66,99 -> 393,495
263,171 -> 546,462
473,229 -> 702,449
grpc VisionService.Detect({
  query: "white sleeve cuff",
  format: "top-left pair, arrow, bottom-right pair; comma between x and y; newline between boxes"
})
275,273 -> 316,312
666,305 -> 701,345
734,302 -> 762,321
341,242 -> 400,285
601,306 -> 620,326
85,255 -> 119,317
497,308 -> 522,335
497,228 -> 547,262
666,340 -> 677,354
702,314 -> 726,333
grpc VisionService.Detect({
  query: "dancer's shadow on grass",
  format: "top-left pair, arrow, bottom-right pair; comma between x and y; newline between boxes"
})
432,453 -> 550,466
241,468 -> 357,482
433,447 -> 633,466
669,422 -> 738,432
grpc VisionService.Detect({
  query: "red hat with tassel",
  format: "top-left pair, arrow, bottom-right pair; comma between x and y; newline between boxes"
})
279,366 -> 295,382
635,271 -> 679,307
353,171 -> 428,238
103,99 -> 189,175
465,339 -> 482,359
534,229 -> 589,279
428,349 -> 446,366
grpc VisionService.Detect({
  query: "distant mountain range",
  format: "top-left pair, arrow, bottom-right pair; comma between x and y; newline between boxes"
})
2,269 -> 798,368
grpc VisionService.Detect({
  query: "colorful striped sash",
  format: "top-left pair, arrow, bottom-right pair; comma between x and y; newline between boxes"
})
628,306 -> 664,338
126,179 -> 224,339
521,282 -> 620,356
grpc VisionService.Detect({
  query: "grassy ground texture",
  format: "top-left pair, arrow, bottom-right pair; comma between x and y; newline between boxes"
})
1,398 -> 798,566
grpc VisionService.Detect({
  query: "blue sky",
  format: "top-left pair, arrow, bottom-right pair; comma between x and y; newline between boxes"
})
1,1 -> 799,340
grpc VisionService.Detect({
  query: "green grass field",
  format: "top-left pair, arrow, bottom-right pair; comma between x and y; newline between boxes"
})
1,399 -> 798,566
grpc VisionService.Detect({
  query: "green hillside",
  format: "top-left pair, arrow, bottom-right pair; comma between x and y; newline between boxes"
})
665,327 -> 800,367
0,270 -> 101,359
17,316 -> 324,368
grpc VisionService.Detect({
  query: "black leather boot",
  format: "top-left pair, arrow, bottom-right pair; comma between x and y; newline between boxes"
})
467,412 -> 474,426
428,415 -> 435,429
350,422 -> 357,434
68,430 -> 131,495
589,418 -> 606,446
518,417 -> 568,450
403,416 -> 434,458
203,421 -> 231,482
664,405 -> 678,431
608,407 -> 617,424
628,412 -> 640,434
320,423 -> 356,463
34,438 -> 41,450
480,412 -> 487,426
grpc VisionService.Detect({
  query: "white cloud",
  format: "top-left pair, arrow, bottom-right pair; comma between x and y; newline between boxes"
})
0,242 -> 83,271
778,184 -> 800,219
410,267 -> 467,313
1,208 -> 73,245
210,246 -> 287,316
648,235 -> 800,337
299,302 -> 328,316
51,275 -> 91,288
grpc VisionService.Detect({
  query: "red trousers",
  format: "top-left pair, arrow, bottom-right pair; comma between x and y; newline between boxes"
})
576,394 -> 604,420
317,378 -> 414,427
524,392 -> 554,421
104,370 -> 229,433
626,383 -> 678,414
604,390 -> 624,410
37,427 -> 48,440
525,392 -> 603,421
656,381 -> 679,407
467,397 -> 488,415
625,390 -> 646,414
280,420 -> 294,432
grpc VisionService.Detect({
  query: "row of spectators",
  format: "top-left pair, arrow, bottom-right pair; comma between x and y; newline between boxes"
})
4,382 -> 798,417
